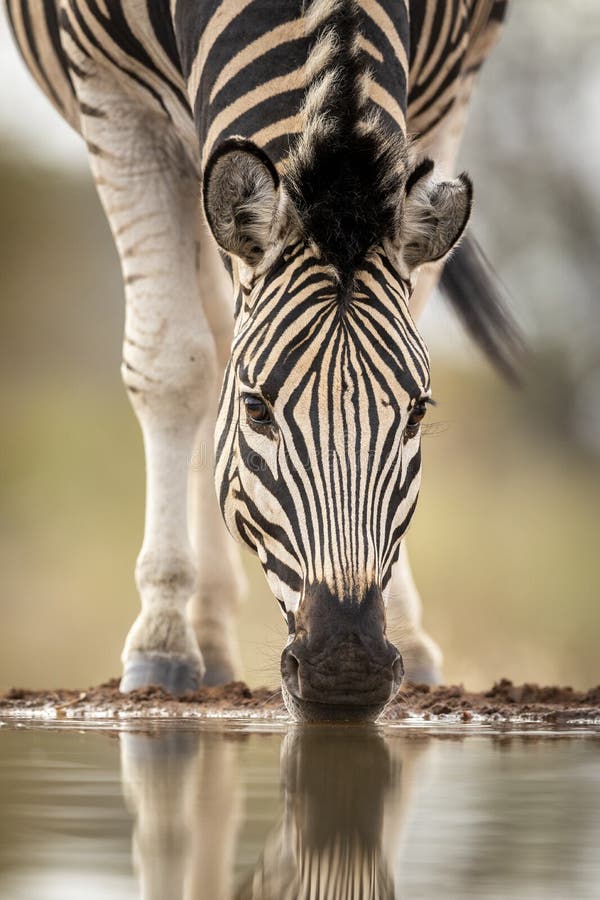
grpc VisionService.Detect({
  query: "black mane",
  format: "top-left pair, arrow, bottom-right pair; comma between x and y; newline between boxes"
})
285,1 -> 407,280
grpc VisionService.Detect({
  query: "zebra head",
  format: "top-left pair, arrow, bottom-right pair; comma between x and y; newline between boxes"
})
203,132 -> 471,720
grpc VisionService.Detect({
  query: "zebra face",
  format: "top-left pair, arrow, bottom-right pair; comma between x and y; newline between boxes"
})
204,140 -> 472,720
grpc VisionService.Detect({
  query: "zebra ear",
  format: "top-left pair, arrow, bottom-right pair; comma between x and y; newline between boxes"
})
203,138 -> 280,266
400,160 -> 473,270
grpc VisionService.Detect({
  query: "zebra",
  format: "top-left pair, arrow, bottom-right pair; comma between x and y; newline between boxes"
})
7,0 -> 519,720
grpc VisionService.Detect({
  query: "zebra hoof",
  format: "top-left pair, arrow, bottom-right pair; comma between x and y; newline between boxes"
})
200,650 -> 237,687
403,659 -> 443,686
401,638 -> 444,686
202,662 -> 236,687
120,654 -> 203,696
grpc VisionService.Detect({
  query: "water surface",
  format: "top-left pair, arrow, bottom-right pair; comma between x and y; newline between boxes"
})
0,720 -> 599,899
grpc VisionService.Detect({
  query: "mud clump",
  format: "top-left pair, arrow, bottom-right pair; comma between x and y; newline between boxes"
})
385,680 -> 600,724
1,678 -> 599,725
0,679 -> 284,717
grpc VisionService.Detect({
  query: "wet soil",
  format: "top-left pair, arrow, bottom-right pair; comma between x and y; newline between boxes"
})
1,677 -> 600,725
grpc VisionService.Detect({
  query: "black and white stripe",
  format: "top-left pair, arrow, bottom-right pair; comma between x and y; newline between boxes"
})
215,244 -> 429,606
7,0 -> 513,707
7,1 -> 508,168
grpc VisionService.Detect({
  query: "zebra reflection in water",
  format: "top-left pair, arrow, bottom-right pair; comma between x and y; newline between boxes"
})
120,727 -> 431,900
239,728 -> 397,899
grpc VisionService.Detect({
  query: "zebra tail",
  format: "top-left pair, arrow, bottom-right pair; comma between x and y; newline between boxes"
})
439,232 -> 525,385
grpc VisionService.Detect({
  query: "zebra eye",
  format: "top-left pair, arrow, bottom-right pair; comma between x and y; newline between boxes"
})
242,393 -> 271,426
405,399 -> 427,440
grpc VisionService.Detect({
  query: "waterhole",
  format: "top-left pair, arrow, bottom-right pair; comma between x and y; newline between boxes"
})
0,720 -> 599,899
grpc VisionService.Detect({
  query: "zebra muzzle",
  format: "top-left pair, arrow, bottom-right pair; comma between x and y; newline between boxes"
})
280,582 -> 403,722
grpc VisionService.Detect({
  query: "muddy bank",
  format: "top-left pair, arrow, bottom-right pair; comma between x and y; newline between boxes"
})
1,678 -> 600,725
389,680 -> 600,725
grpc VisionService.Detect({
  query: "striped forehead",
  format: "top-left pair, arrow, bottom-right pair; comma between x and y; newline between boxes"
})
237,250 -> 430,401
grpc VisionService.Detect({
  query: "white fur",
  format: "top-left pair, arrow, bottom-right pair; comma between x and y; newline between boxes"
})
385,543 -> 443,684
71,57 -> 245,682
303,0 -> 346,33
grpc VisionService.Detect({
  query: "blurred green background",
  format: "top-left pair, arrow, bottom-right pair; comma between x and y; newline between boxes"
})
0,1 -> 599,692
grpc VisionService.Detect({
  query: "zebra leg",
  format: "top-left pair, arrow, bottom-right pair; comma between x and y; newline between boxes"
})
187,217 -> 246,686
399,78 -> 479,685
189,405 -> 245,686
386,543 -> 443,685
117,163 -> 214,695
71,72 -> 215,694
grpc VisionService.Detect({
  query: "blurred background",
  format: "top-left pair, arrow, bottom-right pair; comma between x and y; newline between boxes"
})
0,0 -> 598,692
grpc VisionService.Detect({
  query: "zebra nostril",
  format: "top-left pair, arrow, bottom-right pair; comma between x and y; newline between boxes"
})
283,651 -> 301,696
392,654 -> 404,688
286,609 -> 296,636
